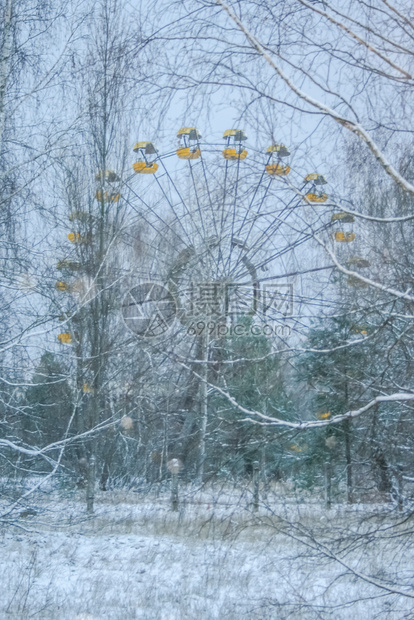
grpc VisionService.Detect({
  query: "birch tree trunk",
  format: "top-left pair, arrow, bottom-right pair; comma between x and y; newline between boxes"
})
0,0 -> 12,153
197,332 -> 209,483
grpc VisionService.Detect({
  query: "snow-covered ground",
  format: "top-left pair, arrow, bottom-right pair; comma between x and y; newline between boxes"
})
1,484 -> 413,619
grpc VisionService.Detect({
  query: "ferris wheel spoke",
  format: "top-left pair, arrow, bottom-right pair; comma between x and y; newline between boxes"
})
199,151 -> 219,240
257,264 -> 335,284
232,179 -> 306,277
250,181 -> 306,245
121,226 -> 178,265
220,159 -> 229,234
123,186 -> 192,262
187,159 -> 224,274
234,154 -> 272,241
187,160 -> 208,238
152,164 -> 199,246
236,185 -> 320,276
232,220 -> 331,285
254,221 -> 334,274
223,155 -> 243,275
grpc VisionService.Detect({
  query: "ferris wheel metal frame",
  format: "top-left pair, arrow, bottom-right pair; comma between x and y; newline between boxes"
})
120,127 -> 370,340
56,126 -> 372,348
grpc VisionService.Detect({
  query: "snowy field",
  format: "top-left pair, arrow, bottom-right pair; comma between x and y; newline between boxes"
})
1,483 -> 413,619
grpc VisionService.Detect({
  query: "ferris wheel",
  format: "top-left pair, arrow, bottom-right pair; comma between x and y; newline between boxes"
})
120,126 -> 372,343
55,126 -> 371,348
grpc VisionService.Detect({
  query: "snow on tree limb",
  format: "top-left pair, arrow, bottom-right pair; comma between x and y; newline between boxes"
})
216,0 -> 414,196
179,355 -> 414,428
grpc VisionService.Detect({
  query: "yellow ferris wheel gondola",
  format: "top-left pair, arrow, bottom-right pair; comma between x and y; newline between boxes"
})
57,260 -> 81,271
95,190 -> 120,203
306,193 -> 328,203
68,211 -> 93,223
55,281 -> 70,292
83,383 -> 95,394
58,313 -> 72,322
334,231 -> 355,242
222,129 -> 248,160
347,275 -> 368,288
95,170 -> 120,183
331,212 -> 354,223
352,325 -> 369,335
304,173 -> 328,202
305,173 -> 327,184
347,256 -> 370,269
317,411 -> 331,420
132,141 -> 158,174
265,144 -> 290,176
68,232 -> 90,244
57,332 -> 72,344
176,127 -> 201,159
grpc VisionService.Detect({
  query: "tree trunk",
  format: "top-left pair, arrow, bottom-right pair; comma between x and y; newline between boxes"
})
197,333 -> 209,483
86,454 -> 96,514
253,461 -> 259,511
0,0 -> 13,151
325,460 -> 332,510
343,418 -> 353,504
